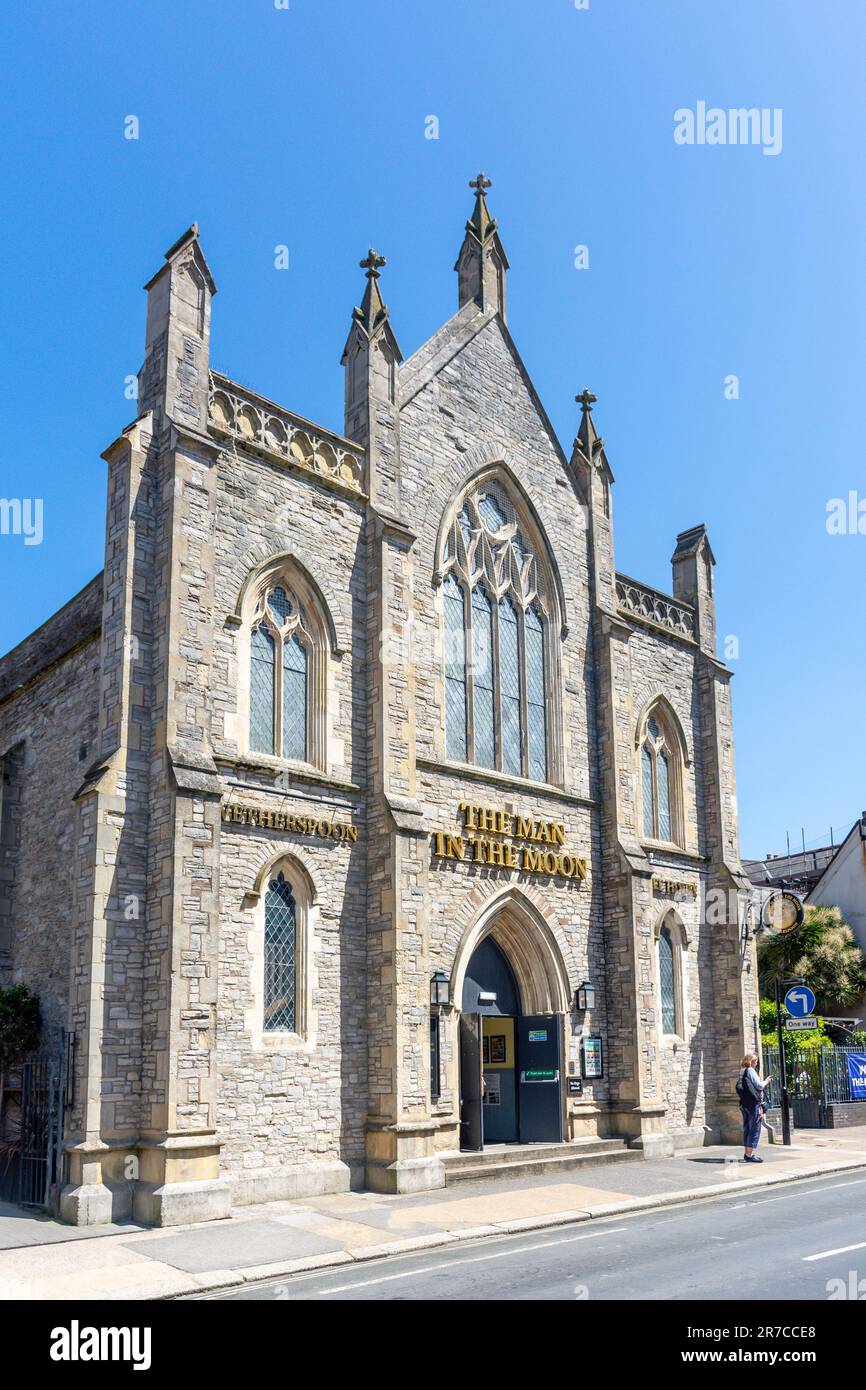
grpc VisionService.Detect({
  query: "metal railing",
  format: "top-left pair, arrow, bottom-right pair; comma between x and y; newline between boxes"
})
763,1045 -> 866,1127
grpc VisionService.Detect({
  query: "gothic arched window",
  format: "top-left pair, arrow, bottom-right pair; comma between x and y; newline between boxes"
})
640,707 -> 681,845
656,911 -> 685,1038
264,871 -> 297,1032
441,477 -> 555,782
240,560 -> 333,771
250,585 -> 311,760
658,924 -> 677,1034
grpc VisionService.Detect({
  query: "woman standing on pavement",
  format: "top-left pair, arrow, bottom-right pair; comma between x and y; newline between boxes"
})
738,1053 -> 773,1162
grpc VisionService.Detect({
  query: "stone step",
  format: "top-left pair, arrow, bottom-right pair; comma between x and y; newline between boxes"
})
442,1138 -> 641,1186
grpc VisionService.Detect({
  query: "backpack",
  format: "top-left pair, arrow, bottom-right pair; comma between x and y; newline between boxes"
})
736,1068 -> 759,1109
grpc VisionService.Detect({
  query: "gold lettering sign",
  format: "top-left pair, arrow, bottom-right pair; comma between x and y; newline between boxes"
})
221,801 -> 358,843
432,802 -> 587,882
652,876 -> 697,898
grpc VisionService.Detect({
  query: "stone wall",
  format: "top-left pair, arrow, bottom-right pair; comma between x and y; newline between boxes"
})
0,614 -> 102,1031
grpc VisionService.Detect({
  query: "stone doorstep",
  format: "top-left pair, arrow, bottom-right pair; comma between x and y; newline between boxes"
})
441,1137 -> 640,1185
168,1154 -> 866,1301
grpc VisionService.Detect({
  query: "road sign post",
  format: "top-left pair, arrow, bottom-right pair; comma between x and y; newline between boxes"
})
775,976 -> 792,1146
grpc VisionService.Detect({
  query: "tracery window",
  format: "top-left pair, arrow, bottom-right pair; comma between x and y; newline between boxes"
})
442,479 -> 553,782
641,709 -> 680,844
264,871 -> 297,1032
249,583 -> 313,762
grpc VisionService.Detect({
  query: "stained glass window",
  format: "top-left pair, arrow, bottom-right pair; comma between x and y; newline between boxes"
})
642,744 -> 655,838
525,607 -> 546,782
264,873 -> 296,1032
659,925 -> 676,1034
248,583 -> 312,762
444,574 -> 467,761
642,708 -> 679,844
282,634 -> 307,761
472,586 -> 495,769
658,750 -> 671,842
250,625 -> 276,754
268,587 -> 291,625
477,492 -> 507,532
440,480 -> 554,781
499,597 -> 521,776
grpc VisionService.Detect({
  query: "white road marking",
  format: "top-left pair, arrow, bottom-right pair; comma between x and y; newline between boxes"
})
803,1240 -> 866,1262
732,1178 -> 866,1209
310,1226 -> 630,1295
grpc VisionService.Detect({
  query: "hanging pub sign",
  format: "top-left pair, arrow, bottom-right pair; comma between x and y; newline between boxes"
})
761,890 -> 803,934
581,1035 -> 604,1080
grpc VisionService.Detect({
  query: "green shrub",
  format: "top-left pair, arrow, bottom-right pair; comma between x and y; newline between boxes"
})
0,984 -> 41,1066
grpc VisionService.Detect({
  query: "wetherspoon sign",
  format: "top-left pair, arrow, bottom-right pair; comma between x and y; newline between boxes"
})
431,801 -> 587,882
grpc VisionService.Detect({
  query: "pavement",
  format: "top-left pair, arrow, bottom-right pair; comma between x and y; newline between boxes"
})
2,1126 -> 866,1301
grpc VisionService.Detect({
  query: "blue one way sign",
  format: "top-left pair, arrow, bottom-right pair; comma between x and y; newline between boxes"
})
785,985 -> 816,1018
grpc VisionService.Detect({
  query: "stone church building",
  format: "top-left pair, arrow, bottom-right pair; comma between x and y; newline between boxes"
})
0,177 -> 757,1226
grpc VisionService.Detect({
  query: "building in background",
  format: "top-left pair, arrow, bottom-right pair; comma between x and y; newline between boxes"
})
807,815 -> 866,961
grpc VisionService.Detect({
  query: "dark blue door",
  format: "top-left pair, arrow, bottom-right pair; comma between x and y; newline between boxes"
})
517,1015 -> 563,1143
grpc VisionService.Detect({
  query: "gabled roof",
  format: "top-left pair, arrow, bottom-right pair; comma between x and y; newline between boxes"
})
399,305 -> 571,472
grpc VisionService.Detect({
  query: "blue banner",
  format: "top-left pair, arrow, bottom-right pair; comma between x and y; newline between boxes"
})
846,1052 -> 866,1101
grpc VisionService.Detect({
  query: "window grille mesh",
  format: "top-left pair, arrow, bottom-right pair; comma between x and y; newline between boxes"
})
444,574 -> 467,761
264,873 -> 296,1032
525,606 -> 547,782
642,744 -> 655,837
282,634 -> 307,761
658,750 -> 672,841
472,586 -> 495,768
268,587 -> 291,625
659,926 -> 676,1034
250,625 -> 276,753
499,598 -> 522,776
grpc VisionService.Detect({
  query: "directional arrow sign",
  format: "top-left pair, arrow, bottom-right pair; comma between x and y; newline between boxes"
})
785,986 -> 816,1018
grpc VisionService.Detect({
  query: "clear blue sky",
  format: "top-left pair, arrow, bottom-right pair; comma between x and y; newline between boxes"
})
0,0 -> 863,856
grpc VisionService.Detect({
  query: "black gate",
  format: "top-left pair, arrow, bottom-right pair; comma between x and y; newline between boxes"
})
0,1031 -> 73,1208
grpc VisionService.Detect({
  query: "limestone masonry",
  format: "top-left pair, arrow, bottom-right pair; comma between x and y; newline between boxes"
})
0,178 -> 758,1225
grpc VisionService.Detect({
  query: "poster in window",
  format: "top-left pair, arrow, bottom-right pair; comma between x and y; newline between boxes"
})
489,1034 -> 506,1063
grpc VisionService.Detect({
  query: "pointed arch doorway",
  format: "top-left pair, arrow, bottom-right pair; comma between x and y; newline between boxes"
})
458,930 -> 564,1152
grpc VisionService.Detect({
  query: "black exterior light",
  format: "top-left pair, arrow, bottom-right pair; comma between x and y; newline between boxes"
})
576,980 -> 596,1012
430,970 -> 451,1008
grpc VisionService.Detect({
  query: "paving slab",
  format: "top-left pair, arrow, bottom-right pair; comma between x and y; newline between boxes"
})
123,1219 -> 344,1274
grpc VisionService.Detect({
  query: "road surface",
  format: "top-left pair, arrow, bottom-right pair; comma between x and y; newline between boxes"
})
193,1173 -> 866,1301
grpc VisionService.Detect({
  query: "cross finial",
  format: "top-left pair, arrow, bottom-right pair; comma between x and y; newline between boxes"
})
576,388 -> 597,415
469,172 -> 492,197
360,248 -> 386,280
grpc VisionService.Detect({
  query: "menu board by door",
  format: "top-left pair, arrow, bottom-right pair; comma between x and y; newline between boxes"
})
581,1035 -> 604,1080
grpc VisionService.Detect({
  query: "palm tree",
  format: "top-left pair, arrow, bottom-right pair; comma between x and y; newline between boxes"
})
758,904 -> 866,1011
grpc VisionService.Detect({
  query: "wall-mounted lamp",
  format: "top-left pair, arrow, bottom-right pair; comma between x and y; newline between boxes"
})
575,981 -> 596,1012
430,971 -> 451,1008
